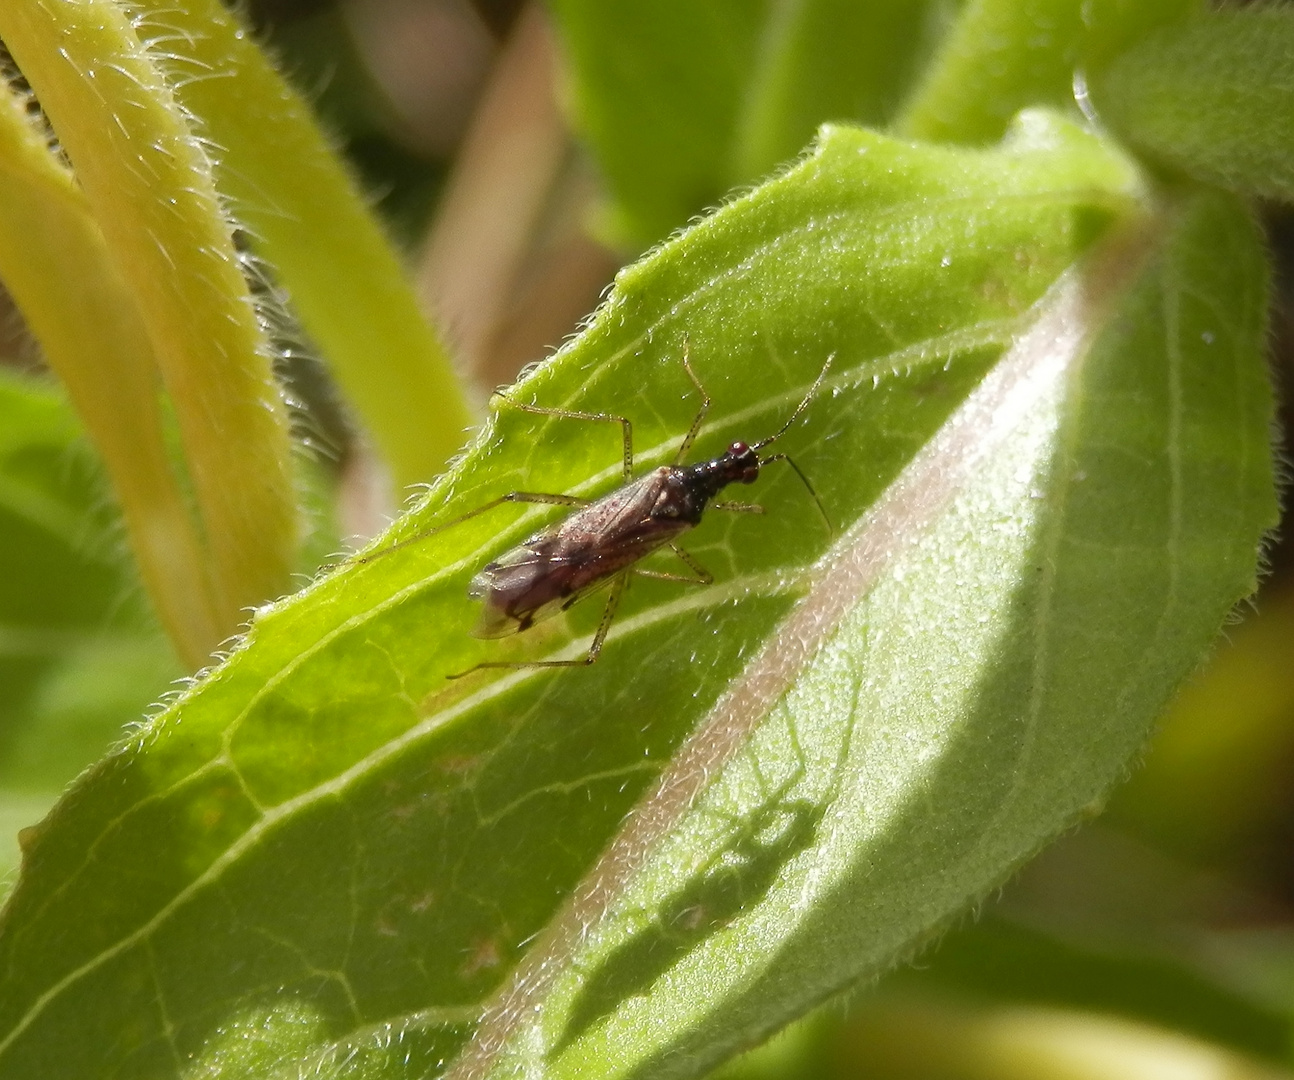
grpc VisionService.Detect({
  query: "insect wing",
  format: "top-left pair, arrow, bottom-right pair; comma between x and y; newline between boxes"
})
469,537 -> 582,638
549,469 -> 683,549
468,470 -> 687,639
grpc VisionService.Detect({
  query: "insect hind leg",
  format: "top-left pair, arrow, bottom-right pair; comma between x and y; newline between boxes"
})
447,573 -> 627,679
353,491 -> 590,567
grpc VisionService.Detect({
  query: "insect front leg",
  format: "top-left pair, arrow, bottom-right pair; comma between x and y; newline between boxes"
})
753,453 -> 831,534
673,337 -> 712,464
447,573 -> 628,679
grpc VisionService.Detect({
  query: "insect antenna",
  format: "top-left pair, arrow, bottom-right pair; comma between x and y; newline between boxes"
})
759,452 -> 831,533
750,352 -> 835,453
749,354 -> 834,533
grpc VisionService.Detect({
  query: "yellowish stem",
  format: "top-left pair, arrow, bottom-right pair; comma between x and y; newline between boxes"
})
0,0 -> 296,630
135,0 -> 475,489
0,88 -> 221,667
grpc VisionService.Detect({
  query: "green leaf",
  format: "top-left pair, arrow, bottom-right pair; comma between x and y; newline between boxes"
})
715,906 -> 1294,1080
551,0 -> 1202,247
549,0 -> 765,245
0,374 -> 127,730
897,0 -> 1200,145
0,115 -> 1272,1080
0,371 -> 179,889
0,635 -> 180,885
464,184 -> 1273,1080
1108,584 -> 1294,873
1091,8 -> 1294,205
813,995 -> 1288,1080
883,916 -> 1293,1063
550,0 -> 946,246
727,0 -> 944,181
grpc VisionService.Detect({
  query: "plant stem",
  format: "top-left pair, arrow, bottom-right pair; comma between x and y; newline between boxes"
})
0,0 -> 297,636
134,0 -> 474,489
0,84 -> 221,667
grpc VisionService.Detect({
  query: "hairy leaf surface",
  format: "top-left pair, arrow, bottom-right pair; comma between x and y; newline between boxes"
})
1093,7 -> 1294,204
457,186 -> 1274,1080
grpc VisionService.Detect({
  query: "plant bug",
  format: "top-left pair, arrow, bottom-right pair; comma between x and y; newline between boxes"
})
365,348 -> 833,678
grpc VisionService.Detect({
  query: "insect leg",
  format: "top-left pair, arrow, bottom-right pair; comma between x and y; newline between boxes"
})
673,336 -> 711,464
710,501 -> 764,514
496,394 -> 634,481
632,543 -> 713,585
447,573 -> 627,678
581,572 -> 625,664
354,492 -> 590,567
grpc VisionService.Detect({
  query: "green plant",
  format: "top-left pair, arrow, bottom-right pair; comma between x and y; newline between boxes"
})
0,1 -> 1289,1078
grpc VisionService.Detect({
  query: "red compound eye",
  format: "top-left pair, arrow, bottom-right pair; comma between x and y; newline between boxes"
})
729,440 -> 749,456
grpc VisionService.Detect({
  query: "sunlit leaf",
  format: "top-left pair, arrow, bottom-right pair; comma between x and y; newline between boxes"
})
461,182 -> 1273,1080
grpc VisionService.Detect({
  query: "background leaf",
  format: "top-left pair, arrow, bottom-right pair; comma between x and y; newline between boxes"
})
729,0 -> 942,181
1091,7 -> 1294,205
794,995 -> 1287,1080
897,0 -> 1199,145
883,914 -> 1292,1062
549,0 -> 948,246
1108,584 -> 1294,887
0,75 -> 224,666
0,371 -> 178,891
550,0 -> 1207,250
131,0 -> 472,488
0,0 -> 296,629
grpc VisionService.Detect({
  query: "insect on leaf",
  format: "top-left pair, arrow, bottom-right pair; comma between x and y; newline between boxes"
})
0,113 -> 1274,1080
